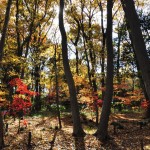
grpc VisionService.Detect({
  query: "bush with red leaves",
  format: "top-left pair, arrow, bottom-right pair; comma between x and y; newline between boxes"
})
9,78 -> 37,117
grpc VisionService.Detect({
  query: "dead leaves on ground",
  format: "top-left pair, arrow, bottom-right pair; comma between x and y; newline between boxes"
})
2,113 -> 150,150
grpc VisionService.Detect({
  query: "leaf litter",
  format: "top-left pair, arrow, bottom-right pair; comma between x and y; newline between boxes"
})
2,112 -> 150,150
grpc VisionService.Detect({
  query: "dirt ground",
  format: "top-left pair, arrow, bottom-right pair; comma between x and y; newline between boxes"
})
2,112 -> 150,150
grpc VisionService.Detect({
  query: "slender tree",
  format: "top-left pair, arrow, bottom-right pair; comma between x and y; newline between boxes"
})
0,0 -> 13,148
0,0 -> 13,61
0,108 -> 4,148
54,44 -> 62,129
95,0 -> 114,140
97,1 -> 106,100
121,0 -> 150,118
59,0 -> 85,136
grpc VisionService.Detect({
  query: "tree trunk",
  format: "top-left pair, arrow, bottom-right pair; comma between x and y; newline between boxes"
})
0,111 -> 4,148
121,0 -> 150,117
15,0 -> 21,56
34,65 -> 41,112
95,0 -> 114,140
98,1 -> 106,100
80,2 -> 92,87
54,45 -> 62,129
116,23 -> 123,84
0,0 -> 13,61
0,0 -> 13,147
59,0 -> 85,137
70,17 -> 81,93
127,21 -> 150,117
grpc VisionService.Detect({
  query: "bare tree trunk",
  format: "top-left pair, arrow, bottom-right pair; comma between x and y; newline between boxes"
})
59,0 -> 85,137
95,0 -> 114,141
121,0 -> 150,117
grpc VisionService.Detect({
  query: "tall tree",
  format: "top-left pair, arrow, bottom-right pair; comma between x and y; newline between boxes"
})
121,0 -> 150,118
0,108 -> 4,148
95,0 -> 114,140
97,0 -> 106,100
0,0 -> 12,61
54,44 -> 62,129
0,0 -> 13,148
59,0 -> 85,136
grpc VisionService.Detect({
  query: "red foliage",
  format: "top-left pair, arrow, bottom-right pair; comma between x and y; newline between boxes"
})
97,99 -> 103,107
9,78 -> 22,87
48,92 -> 55,100
9,78 -> 36,117
22,119 -> 28,127
9,78 -> 37,96
11,96 -> 32,114
141,100 -> 150,109
91,93 -> 103,109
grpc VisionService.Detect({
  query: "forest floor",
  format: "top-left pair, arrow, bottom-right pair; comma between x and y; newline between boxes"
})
2,110 -> 150,150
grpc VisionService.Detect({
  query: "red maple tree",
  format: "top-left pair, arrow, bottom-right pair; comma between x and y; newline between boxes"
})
9,78 -> 36,117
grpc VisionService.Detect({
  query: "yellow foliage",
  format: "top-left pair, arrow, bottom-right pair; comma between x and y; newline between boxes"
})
2,54 -> 25,66
79,96 -> 91,103
73,74 -> 85,86
0,91 -> 8,96
0,97 -> 9,107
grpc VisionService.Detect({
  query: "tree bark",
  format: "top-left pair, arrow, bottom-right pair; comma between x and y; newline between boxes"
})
0,0 -> 13,147
0,0 -> 13,61
15,0 -> 21,57
121,0 -> 150,117
116,22 -> 123,84
59,0 -> 85,136
98,1 -> 106,100
0,111 -> 4,148
54,45 -> 62,129
80,1 -> 92,87
126,18 -> 150,117
95,0 -> 114,140
34,65 -> 41,112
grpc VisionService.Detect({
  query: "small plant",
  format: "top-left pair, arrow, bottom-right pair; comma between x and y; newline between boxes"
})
9,78 -> 36,133
50,104 -> 66,112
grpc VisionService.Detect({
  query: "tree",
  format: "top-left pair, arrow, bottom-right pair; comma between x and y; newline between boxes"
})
97,0 -> 106,100
59,0 -> 85,136
9,78 -> 35,133
95,0 -> 114,140
0,0 -> 12,61
0,0 -> 13,148
121,0 -> 150,118
54,44 -> 62,129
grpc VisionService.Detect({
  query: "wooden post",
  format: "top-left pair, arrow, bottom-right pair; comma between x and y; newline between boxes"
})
140,139 -> 144,150
28,131 -> 32,147
114,125 -> 117,134
5,123 -> 8,133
